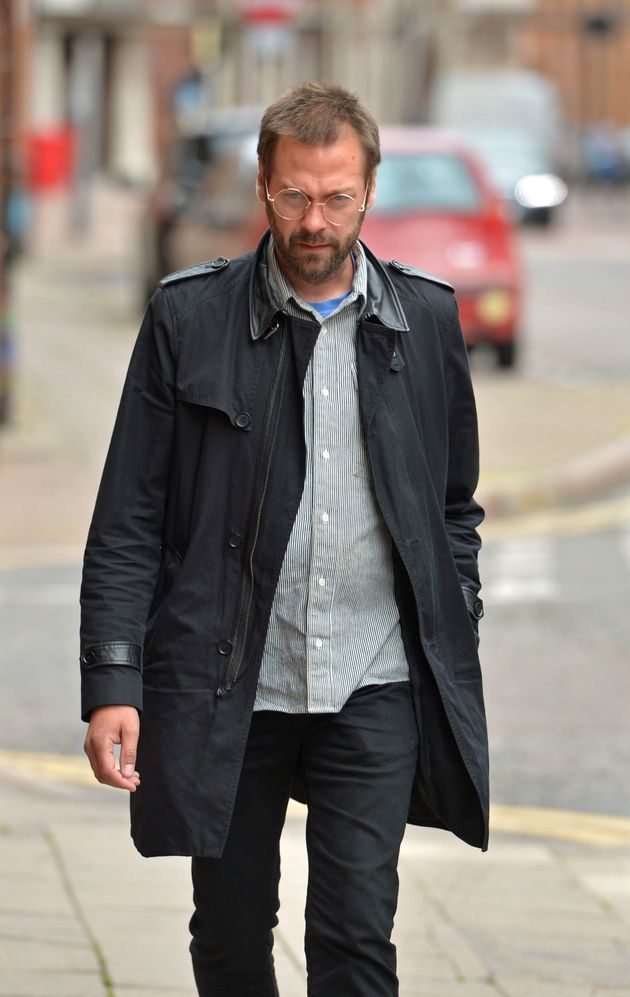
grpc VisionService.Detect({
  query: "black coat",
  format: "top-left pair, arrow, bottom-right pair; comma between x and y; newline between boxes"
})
80,233 -> 489,857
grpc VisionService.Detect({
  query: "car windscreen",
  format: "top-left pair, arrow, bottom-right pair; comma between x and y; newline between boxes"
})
373,153 -> 482,214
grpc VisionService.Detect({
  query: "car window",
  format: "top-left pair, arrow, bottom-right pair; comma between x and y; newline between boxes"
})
373,153 -> 482,214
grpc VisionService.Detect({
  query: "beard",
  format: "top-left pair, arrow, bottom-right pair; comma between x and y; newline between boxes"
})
266,207 -> 364,287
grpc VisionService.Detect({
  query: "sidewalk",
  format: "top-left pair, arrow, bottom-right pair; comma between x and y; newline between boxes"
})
1,766 -> 629,997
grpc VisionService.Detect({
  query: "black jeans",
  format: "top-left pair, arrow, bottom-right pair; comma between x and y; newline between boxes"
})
189,681 -> 418,997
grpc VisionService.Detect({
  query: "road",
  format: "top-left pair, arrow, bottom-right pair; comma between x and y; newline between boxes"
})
1,184 -> 629,821
481,518 -> 630,816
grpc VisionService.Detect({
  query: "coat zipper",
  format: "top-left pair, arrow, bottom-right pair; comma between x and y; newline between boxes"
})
217,329 -> 289,697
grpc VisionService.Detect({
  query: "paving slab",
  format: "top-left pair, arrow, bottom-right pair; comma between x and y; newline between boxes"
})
494,980 -> 594,997
87,908 -> 195,991
0,972 -> 104,997
463,929 -> 630,988
388,983 -> 499,996
115,990 -> 194,997
0,911 -> 81,946
0,935 -> 96,973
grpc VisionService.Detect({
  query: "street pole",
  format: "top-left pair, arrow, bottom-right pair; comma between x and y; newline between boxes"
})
0,0 -> 13,423
0,0 -> 31,424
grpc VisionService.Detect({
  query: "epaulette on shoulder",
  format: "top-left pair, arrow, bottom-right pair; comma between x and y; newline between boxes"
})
159,257 -> 229,288
388,259 -> 454,293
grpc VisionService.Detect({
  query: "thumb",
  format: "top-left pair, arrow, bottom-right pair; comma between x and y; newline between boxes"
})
120,716 -> 139,777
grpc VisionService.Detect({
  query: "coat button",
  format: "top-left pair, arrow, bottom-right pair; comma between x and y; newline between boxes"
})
473,599 -> 484,619
227,533 -> 242,549
218,639 -> 233,655
235,412 -> 251,429
82,649 -> 94,665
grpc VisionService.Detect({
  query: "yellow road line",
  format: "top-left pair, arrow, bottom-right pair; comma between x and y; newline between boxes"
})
0,749 -> 99,787
2,749 -> 629,847
490,803 -> 630,847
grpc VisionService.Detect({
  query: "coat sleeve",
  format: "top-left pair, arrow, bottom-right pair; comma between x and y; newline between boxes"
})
442,294 -> 485,628
79,288 -> 176,720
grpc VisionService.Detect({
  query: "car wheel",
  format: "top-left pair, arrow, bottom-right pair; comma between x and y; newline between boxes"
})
496,340 -> 516,369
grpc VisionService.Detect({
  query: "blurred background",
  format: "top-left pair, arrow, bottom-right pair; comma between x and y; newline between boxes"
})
1,1 -> 630,993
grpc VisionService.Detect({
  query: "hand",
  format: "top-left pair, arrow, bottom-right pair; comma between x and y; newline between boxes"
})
84,705 -> 141,791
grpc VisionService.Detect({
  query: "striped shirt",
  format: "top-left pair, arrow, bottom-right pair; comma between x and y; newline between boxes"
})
254,238 -> 409,713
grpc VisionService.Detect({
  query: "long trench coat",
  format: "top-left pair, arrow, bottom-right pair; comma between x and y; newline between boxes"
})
80,233 -> 489,857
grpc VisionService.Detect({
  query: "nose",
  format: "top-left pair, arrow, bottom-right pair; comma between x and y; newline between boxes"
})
300,200 -> 328,232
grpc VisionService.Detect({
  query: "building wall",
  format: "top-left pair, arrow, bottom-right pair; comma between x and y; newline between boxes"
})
187,0 -> 443,123
31,27 -> 67,128
519,0 -> 630,126
109,34 -> 155,182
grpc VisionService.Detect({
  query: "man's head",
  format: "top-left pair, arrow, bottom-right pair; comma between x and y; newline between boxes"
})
256,83 -> 381,297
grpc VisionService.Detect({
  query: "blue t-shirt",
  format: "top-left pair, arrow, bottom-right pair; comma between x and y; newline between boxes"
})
308,291 -> 351,319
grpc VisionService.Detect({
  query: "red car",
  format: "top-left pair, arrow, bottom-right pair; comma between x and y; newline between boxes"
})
361,126 -> 522,368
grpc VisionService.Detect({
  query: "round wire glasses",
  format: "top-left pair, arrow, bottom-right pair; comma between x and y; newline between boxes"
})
264,178 -> 370,227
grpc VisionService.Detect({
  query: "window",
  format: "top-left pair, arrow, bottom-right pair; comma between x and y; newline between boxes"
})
374,153 -> 481,214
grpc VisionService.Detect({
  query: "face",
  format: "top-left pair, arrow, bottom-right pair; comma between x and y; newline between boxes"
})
258,131 -> 375,293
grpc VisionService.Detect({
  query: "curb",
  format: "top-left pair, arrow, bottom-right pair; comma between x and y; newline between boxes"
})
480,433 -> 630,519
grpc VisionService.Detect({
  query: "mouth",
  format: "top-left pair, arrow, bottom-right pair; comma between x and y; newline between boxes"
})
297,242 -> 330,252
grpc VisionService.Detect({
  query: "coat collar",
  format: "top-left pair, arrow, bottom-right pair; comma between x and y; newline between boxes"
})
249,231 -> 409,341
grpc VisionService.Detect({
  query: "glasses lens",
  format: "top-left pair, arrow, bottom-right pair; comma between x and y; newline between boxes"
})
323,194 -> 357,225
273,189 -> 310,219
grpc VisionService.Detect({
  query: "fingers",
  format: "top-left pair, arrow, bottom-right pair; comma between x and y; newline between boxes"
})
84,705 -> 141,792
120,711 -> 140,780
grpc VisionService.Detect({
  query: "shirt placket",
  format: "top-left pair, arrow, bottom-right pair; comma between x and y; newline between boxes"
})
305,318 -> 339,710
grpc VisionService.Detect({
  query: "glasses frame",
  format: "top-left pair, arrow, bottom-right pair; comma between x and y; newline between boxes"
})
264,177 -> 370,227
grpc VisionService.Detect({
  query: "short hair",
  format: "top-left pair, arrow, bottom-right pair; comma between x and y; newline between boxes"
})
257,81 -> 381,181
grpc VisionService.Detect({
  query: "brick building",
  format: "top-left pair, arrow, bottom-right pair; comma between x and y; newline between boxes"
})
519,0 -> 630,128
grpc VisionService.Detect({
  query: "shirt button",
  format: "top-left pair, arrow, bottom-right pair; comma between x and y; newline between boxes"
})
318,577 -> 326,587
321,387 -> 329,397
321,512 -> 329,523
315,638 -> 323,648
322,449 -> 330,460
321,326 -> 328,335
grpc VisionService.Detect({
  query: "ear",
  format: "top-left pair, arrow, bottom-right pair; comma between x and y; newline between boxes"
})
365,173 -> 376,211
256,162 -> 265,202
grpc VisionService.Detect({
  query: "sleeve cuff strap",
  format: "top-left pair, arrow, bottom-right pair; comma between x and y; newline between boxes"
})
462,588 -> 484,620
80,642 -> 142,669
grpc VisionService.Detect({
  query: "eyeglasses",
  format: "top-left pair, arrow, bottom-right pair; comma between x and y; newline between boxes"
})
264,177 -> 370,227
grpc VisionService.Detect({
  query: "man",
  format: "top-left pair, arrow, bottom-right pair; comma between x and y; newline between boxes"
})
81,82 -> 488,997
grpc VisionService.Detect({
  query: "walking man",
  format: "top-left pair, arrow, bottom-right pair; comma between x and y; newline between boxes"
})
81,82 -> 488,997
